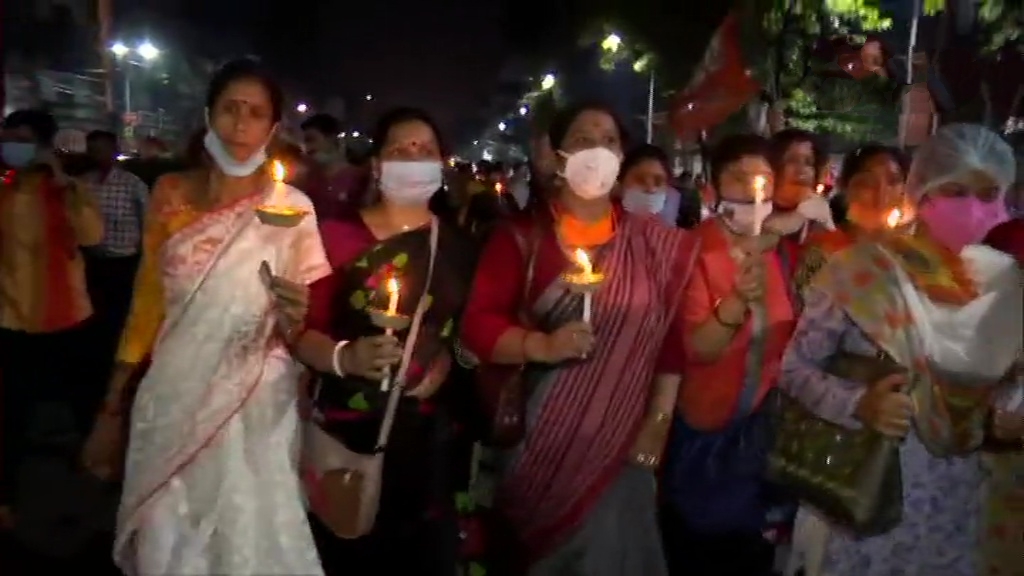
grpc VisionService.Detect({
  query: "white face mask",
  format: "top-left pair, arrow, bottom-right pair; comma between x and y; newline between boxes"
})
622,187 -> 668,215
378,160 -> 442,205
203,130 -> 268,177
717,199 -> 773,235
559,147 -> 621,200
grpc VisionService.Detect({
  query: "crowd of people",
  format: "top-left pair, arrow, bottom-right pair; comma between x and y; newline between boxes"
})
1,56 -> 1022,576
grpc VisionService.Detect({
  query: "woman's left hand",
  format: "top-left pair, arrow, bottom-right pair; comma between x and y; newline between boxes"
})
629,412 -> 671,469
991,409 -> 1024,442
269,276 -> 309,341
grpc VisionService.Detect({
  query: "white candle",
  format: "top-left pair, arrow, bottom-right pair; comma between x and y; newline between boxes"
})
271,160 -> 287,206
752,175 -> 767,236
386,277 -> 399,318
574,249 -> 594,323
381,277 -> 400,392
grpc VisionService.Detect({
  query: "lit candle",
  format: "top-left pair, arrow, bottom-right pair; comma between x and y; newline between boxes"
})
271,160 -> 287,206
495,182 -> 504,194
752,175 -> 767,236
886,208 -> 902,228
816,183 -> 825,195
382,276 -> 400,391
386,277 -> 399,318
574,249 -> 594,322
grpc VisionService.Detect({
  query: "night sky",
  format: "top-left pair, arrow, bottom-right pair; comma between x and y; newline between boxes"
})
120,0 -> 556,140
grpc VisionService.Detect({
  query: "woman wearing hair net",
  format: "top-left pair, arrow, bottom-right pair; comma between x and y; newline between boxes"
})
779,124 -> 1024,576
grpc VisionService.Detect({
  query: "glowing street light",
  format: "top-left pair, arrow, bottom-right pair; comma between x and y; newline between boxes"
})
136,41 -> 160,60
519,105 -> 528,116
365,93 -> 373,101
497,121 -> 507,132
296,103 -> 308,113
351,131 -> 361,138
110,42 -> 129,57
602,33 -> 622,53
540,73 -> 556,91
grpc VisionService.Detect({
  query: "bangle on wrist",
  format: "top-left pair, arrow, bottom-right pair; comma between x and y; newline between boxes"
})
712,298 -> 745,328
331,340 -> 350,376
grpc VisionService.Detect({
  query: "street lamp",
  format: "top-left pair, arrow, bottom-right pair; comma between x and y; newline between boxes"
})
599,33 -> 655,143
136,41 -> 160,61
540,73 -> 556,91
351,131 -> 361,138
108,40 -> 162,122
519,105 -> 528,116
602,33 -> 622,53
365,94 -> 373,101
296,103 -> 309,113
498,121 -> 507,132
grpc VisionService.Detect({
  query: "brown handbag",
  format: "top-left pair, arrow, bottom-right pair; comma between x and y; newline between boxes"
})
302,218 -> 438,539
475,225 -> 541,448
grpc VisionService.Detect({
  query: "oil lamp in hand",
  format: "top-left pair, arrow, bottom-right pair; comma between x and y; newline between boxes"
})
751,175 -> 768,236
562,249 -> 605,323
256,160 -> 308,228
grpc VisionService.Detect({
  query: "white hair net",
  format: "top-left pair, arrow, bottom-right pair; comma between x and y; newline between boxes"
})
905,123 -> 1016,201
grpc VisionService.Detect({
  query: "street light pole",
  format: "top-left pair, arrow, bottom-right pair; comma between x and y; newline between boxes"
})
646,69 -> 655,144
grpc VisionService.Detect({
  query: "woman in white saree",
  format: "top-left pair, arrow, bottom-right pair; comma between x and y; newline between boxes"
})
81,59 -> 330,575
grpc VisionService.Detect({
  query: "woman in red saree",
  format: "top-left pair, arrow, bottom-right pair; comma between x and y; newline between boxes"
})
460,102 -> 698,575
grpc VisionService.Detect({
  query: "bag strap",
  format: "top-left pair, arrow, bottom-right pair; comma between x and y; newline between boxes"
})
374,217 -> 440,451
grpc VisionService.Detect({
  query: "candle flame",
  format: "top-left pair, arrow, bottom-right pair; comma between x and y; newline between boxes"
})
752,175 -> 766,203
574,248 -> 593,276
495,182 -> 504,194
271,160 -> 286,183
886,208 -> 902,228
816,183 -> 825,195
386,276 -> 399,315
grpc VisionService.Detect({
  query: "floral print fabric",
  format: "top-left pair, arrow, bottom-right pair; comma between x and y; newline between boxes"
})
781,288 -> 983,576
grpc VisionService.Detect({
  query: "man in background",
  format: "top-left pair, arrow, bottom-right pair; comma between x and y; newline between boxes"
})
300,113 -> 368,220
82,130 -> 149,385
0,110 -> 104,528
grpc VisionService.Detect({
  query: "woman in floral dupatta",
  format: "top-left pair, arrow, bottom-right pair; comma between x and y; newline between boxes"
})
780,124 -> 1024,576
292,107 -> 477,576
81,60 -> 331,575
460,102 -> 697,576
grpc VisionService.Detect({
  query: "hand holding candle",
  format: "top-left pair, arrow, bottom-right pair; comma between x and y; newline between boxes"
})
366,276 -> 410,392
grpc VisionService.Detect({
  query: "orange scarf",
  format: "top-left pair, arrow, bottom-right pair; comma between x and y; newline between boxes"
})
552,203 -> 615,248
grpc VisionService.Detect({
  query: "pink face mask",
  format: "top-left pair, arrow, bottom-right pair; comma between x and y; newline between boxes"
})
917,195 -> 1009,253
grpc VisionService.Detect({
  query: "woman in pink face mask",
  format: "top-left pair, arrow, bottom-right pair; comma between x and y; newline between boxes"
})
912,124 -> 1014,253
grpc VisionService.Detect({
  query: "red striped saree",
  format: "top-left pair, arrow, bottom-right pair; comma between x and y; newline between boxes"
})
462,208 -> 698,564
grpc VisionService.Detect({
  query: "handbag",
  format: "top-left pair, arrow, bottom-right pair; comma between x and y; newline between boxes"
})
302,218 -> 439,539
664,366 -> 774,534
475,225 -> 541,448
766,350 -> 905,536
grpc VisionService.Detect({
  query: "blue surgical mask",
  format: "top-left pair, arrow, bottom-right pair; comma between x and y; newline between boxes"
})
378,160 -> 443,205
203,130 -> 267,177
2,142 -> 37,168
622,187 -> 668,215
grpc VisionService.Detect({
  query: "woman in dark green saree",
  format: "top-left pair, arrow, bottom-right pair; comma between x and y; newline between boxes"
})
292,107 -> 477,576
